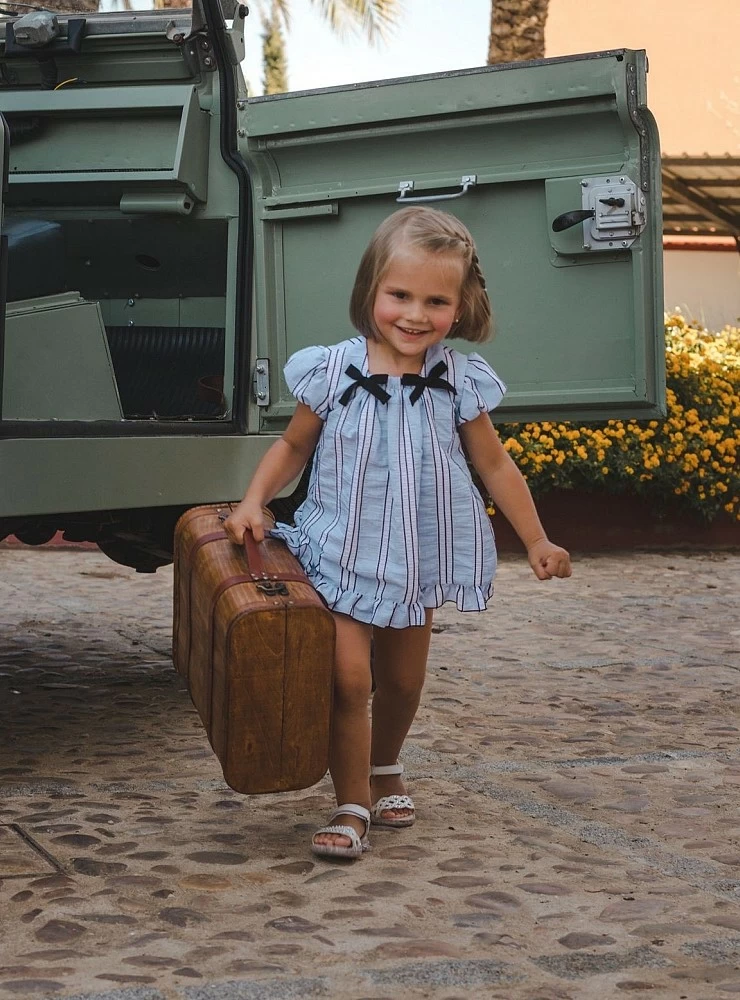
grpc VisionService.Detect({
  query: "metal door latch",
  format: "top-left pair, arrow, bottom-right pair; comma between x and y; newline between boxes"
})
252,358 -> 270,406
552,176 -> 646,251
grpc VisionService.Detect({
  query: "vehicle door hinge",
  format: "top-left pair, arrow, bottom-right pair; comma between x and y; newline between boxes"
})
580,175 -> 646,251
252,358 -> 270,406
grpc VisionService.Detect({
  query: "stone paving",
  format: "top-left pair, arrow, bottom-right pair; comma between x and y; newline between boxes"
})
0,545 -> 739,1000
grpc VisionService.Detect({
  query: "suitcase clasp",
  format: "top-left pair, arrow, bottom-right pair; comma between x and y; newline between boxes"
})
256,580 -> 289,597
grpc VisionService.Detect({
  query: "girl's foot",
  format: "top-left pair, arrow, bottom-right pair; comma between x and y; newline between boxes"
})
370,764 -> 415,826
311,804 -> 370,858
313,813 -> 367,848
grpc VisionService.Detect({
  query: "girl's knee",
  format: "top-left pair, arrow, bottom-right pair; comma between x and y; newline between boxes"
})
333,660 -> 372,707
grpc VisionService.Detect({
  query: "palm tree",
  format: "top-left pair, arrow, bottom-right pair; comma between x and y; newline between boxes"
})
257,0 -> 399,95
261,1 -> 288,95
488,0 -> 549,64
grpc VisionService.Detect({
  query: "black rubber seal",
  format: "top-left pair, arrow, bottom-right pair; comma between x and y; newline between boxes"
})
199,0 -> 254,435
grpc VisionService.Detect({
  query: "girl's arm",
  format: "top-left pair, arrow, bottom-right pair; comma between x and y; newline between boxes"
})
459,413 -> 571,580
223,403 -> 324,543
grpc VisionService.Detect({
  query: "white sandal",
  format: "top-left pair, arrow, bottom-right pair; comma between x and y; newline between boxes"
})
370,763 -> 415,828
311,803 -> 371,859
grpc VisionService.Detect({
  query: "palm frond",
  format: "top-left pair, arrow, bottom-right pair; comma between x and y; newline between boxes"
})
273,0 -> 291,31
310,0 -> 400,44
253,0 -> 290,31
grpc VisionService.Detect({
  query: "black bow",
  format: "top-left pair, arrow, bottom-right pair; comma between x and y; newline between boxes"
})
401,361 -> 457,405
339,364 -> 391,406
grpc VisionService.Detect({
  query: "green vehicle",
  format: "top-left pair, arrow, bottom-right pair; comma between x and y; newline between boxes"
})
0,1 -> 663,572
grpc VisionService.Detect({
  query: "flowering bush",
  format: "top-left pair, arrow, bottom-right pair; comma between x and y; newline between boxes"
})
495,315 -> 740,522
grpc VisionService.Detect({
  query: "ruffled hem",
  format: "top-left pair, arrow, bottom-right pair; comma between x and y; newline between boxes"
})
312,578 -> 492,629
270,524 -> 492,629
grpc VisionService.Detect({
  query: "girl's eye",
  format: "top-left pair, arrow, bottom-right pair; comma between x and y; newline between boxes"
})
391,291 -> 407,299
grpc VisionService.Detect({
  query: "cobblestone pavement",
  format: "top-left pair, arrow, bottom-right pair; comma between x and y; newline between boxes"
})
0,546 -> 739,1000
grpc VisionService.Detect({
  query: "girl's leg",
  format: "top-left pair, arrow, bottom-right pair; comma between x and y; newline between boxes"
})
370,609 -> 434,820
313,612 -> 373,849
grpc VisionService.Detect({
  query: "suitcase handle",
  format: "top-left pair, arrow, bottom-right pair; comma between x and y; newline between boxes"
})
217,504 -> 274,580
243,528 -> 267,578
215,505 -> 306,585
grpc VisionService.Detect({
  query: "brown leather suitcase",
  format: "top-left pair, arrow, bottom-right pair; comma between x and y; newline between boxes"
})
173,504 -> 335,794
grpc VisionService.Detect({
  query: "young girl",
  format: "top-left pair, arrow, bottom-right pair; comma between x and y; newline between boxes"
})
224,206 -> 571,859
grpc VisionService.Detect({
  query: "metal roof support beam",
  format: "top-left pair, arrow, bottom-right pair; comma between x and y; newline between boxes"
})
662,169 -> 740,237
663,157 -> 740,168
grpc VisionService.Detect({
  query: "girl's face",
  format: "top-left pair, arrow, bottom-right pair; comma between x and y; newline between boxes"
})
371,248 -> 464,368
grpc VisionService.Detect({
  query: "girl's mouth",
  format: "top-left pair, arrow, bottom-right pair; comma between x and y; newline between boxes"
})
397,326 -> 428,337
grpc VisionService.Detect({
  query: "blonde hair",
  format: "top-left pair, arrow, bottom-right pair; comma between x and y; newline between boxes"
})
349,206 -> 492,344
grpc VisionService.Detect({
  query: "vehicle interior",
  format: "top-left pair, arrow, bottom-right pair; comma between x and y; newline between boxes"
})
1,2 -> 241,425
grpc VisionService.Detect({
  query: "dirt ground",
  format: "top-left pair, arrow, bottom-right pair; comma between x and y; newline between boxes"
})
0,545 -> 739,1000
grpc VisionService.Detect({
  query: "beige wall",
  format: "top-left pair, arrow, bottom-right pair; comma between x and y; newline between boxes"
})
664,250 -> 740,329
546,0 -> 740,156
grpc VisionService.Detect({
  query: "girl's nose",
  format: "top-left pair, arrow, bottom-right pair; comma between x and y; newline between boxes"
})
406,299 -> 426,321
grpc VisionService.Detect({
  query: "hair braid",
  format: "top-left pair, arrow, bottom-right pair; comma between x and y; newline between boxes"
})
470,251 -> 487,291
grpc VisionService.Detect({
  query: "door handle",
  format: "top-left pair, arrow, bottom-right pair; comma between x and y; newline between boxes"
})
397,175 -> 477,204
551,208 -> 595,232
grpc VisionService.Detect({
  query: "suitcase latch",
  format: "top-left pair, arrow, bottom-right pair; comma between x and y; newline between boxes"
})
256,580 -> 289,597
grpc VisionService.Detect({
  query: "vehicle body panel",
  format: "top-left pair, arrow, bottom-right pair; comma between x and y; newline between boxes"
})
0,3 -> 663,566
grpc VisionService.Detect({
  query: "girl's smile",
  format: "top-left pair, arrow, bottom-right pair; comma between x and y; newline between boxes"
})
370,248 -> 463,374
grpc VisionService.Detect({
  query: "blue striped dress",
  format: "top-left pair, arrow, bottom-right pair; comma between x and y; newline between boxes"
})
270,336 -> 506,629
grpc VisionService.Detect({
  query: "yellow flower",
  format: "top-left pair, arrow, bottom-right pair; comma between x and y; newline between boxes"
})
496,316 -> 738,523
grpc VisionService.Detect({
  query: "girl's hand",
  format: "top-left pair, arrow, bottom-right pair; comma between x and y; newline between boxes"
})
223,503 -> 269,545
527,539 -> 572,580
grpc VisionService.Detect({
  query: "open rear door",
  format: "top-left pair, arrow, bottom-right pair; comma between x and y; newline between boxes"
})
245,50 -> 663,426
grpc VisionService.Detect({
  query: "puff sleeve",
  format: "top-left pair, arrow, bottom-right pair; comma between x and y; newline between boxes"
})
283,345 -> 331,419
456,352 -> 507,425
